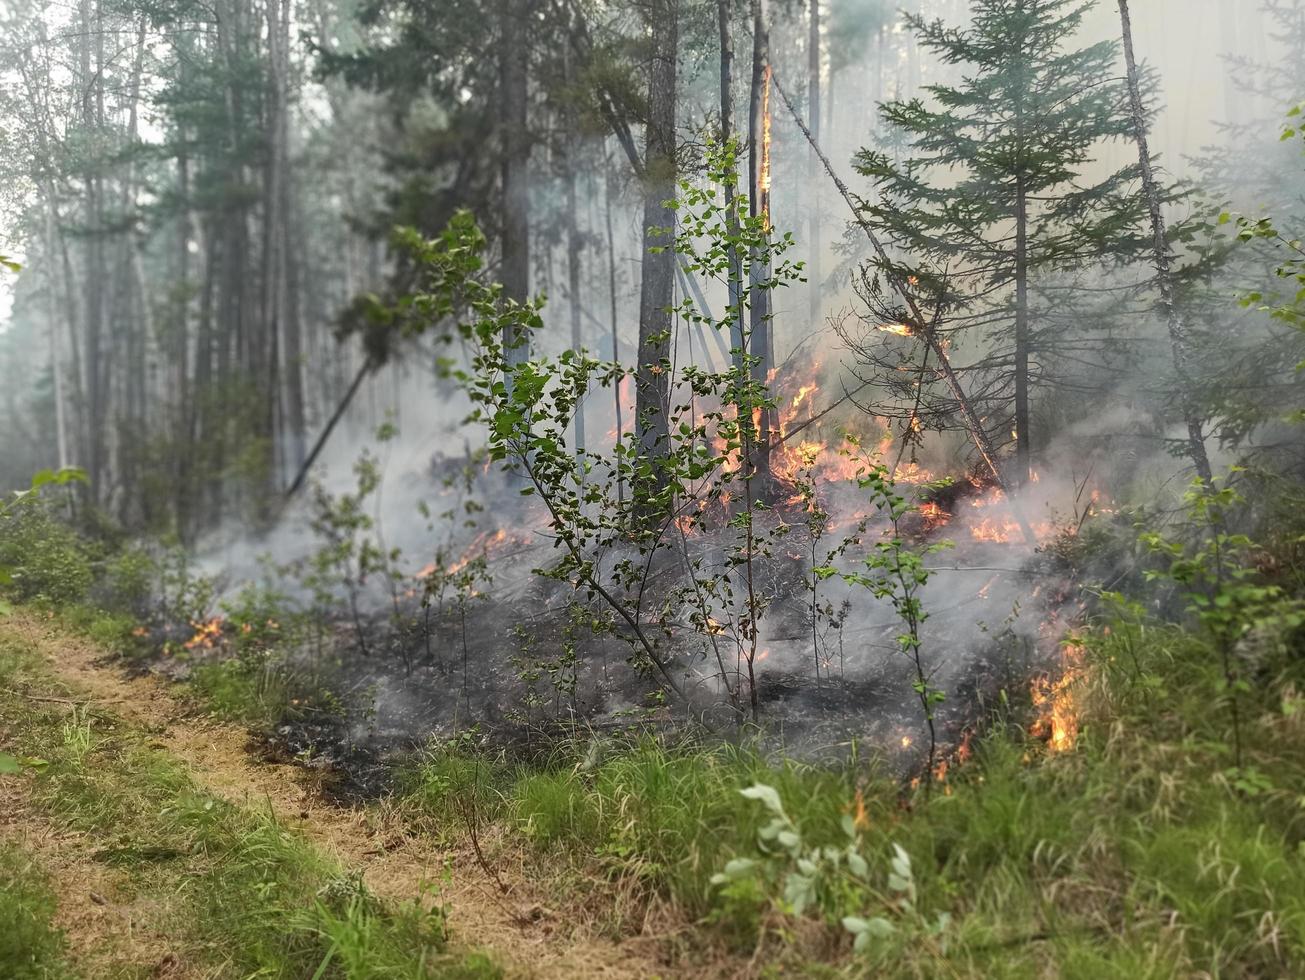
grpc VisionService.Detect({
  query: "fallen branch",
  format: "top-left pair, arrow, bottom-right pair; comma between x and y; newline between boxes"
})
770,70 -> 1035,545
285,356 -> 375,499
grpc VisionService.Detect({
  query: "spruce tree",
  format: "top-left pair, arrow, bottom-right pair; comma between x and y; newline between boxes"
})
854,0 -> 1147,485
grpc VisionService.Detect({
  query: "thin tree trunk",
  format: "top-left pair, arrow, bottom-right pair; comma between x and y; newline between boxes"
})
1117,0 -> 1214,484
44,206 -> 69,469
747,0 -> 772,486
500,0 -> 530,322
807,0 -> 821,326
566,168 -> 586,452
604,167 -> 625,505
80,0 -> 106,502
634,0 -> 679,511
718,0 -> 744,369
1014,181 -> 1030,485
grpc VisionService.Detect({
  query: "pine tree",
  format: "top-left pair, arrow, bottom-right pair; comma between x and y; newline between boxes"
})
855,0 -> 1147,485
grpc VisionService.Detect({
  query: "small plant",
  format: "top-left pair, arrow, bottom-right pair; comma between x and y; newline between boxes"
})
1140,472 -> 1305,770
375,140 -> 805,718
819,442 -> 952,783
712,783 -> 950,952
303,449 -> 384,656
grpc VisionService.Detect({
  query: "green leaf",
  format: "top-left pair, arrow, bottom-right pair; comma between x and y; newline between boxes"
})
0,753 -> 21,775
740,783 -> 786,816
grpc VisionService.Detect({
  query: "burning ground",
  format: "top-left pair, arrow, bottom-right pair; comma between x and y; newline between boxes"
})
143,359 -> 1116,793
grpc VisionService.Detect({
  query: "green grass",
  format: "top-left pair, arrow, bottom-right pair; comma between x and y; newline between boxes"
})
0,843 -> 72,979
402,618 -> 1305,977
0,634 -> 502,980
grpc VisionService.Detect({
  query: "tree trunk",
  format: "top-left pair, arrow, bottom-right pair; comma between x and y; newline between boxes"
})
500,0 -> 530,326
747,0 -> 772,486
718,0 -> 744,370
80,0 -> 107,503
604,167 -> 625,505
634,0 -> 679,508
566,167 -> 586,453
44,205 -> 69,470
1116,0 -> 1214,484
807,0 -> 821,326
1014,181 -> 1030,485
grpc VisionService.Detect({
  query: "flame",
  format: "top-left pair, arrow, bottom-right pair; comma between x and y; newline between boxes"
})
879,323 -> 912,337
1030,639 -> 1085,753
184,617 -> 224,651
791,383 -> 817,410
416,528 -> 514,581
918,501 -> 950,529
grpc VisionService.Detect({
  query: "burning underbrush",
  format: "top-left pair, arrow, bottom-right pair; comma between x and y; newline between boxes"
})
134,425 -> 1117,795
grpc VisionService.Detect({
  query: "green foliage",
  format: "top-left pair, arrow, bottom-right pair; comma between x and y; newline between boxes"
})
99,545 -> 158,618
713,786 -> 949,952
1140,474 -> 1305,767
823,442 -> 952,779
0,474 -> 93,606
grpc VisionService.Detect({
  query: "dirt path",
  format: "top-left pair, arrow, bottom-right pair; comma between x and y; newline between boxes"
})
1,612 -> 674,979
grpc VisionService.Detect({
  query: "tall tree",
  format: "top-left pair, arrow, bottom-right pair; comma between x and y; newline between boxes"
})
856,0 -> 1146,485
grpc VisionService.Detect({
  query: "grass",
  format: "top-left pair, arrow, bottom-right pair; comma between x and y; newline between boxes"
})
0,842 -> 72,979
400,617 -> 1305,977
0,633 -> 501,979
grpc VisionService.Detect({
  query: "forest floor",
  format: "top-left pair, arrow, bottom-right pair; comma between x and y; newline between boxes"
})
0,610 -> 678,979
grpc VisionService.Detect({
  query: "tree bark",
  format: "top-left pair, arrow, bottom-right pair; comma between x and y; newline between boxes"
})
500,0 -> 531,328
747,0 -> 772,485
634,0 -> 679,506
1116,0 -> 1214,484
718,0 -> 744,369
807,0 -> 822,326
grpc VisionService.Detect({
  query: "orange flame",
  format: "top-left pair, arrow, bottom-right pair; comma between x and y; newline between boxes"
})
1030,639 -> 1085,753
184,617 -> 224,651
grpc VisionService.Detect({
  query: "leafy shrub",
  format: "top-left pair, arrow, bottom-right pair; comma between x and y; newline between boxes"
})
0,498 -> 93,605
99,545 -> 158,617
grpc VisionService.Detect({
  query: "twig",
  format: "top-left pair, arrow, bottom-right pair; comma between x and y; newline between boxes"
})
4,690 -> 124,705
